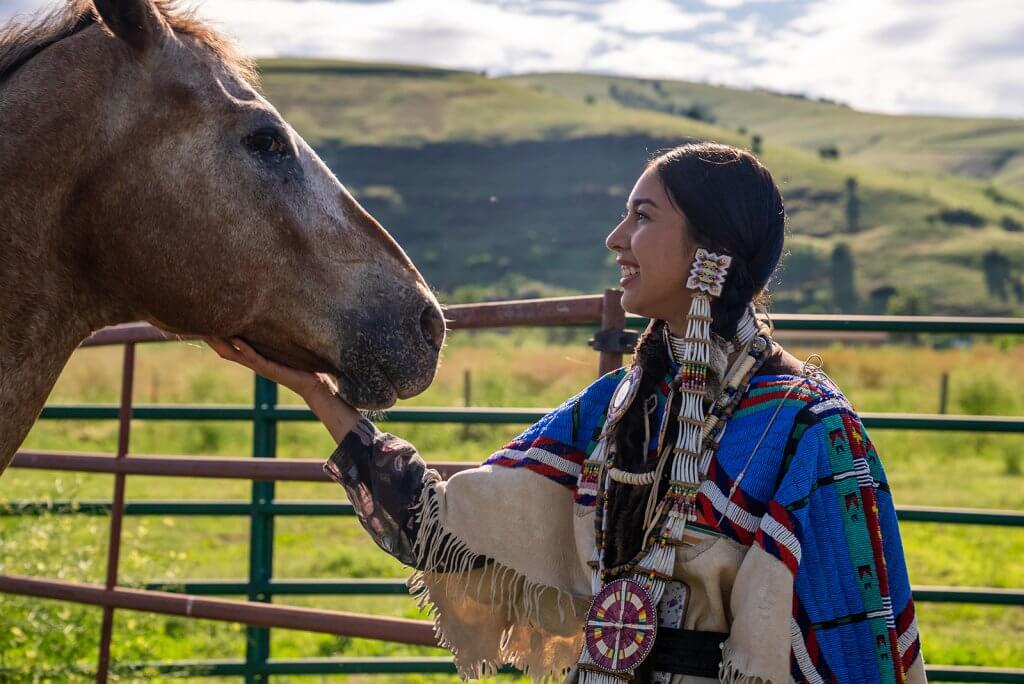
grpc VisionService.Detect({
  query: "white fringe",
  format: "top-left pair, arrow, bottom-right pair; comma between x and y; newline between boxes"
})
720,642 -> 780,684
408,487 -> 581,682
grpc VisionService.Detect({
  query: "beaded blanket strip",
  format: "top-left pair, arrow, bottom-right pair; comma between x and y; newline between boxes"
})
577,250 -> 764,683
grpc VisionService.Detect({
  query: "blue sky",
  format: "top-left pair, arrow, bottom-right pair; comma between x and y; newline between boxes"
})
3,0 -> 1022,118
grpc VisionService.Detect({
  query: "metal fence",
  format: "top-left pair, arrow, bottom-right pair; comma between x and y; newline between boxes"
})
1,291 -> 1022,683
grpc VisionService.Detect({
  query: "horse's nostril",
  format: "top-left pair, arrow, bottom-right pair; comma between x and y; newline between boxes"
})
419,304 -> 445,352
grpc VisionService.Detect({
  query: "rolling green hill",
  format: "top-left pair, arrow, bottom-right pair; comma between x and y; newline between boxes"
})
512,73 -> 1024,190
257,59 -> 1024,315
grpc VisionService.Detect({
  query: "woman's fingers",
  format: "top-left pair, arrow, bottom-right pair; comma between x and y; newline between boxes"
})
203,336 -> 324,398
203,337 -> 244,363
225,337 -> 266,369
202,336 -> 267,374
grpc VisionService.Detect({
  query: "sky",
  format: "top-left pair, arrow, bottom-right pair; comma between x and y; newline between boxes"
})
2,0 -> 1022,118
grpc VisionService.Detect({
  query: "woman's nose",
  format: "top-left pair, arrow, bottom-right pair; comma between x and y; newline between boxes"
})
606,220 -> 628,253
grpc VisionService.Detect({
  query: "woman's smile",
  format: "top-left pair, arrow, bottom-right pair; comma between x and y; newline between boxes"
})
606,166 -> 694,327
619,261 -> 640,287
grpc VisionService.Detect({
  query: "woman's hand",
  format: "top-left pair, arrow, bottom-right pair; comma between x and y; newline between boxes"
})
203,337 -> 325,397
204,337 -> 362,443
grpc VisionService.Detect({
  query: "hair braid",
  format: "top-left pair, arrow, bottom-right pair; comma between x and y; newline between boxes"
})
604,318 -> 683,568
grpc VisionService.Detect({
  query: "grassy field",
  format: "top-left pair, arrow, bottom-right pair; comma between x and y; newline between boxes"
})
1,331 -> 1022,682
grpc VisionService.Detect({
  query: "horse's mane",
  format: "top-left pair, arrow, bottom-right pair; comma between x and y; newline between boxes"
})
0,0 -> 256,87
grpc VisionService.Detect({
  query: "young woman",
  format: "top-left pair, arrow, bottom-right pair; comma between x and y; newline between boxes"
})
207,142 -> 925,683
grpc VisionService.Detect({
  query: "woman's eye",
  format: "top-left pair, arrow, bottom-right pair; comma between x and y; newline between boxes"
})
244,128 -> 289,156
635,211 -> 649,221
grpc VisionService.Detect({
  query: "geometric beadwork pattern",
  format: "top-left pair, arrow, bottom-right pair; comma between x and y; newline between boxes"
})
686,248 -> 732,297
584,579 -> 658,673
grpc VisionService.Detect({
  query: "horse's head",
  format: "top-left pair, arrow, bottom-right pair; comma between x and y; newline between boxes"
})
63,0 -> 444,407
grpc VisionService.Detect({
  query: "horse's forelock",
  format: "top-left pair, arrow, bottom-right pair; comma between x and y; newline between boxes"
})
0,0 -> 257,88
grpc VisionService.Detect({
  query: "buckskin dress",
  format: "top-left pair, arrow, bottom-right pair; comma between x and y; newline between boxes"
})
324,345 -> 926,684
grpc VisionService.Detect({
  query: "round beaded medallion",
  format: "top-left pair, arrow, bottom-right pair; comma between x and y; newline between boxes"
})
606,365 -> 642,429
584,578 -> 658,673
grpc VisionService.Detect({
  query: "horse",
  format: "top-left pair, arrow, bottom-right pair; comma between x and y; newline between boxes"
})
0,0 -> 446,475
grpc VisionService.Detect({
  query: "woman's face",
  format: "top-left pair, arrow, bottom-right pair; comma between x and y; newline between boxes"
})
606,166 -> 696,323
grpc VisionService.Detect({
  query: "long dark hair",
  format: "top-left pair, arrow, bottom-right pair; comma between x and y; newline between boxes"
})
605,142 -> 786,570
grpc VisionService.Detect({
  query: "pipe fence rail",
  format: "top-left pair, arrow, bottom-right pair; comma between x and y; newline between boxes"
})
1,291 -> 1022,682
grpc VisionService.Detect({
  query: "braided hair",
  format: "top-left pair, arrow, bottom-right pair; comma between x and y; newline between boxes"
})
604,142 -> 786,570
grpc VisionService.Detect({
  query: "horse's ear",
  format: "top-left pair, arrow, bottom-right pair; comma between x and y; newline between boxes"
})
92,0 -> 171,52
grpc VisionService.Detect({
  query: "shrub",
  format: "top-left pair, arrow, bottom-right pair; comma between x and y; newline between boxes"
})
818,145 -> 840,160
1000,216 -> 1023,232
931,208 -> 986,228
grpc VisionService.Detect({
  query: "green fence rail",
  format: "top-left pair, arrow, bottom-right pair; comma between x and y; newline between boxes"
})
35,404 -> 1024,433
6,500 -> 1024,526
3,308 -> 1023,682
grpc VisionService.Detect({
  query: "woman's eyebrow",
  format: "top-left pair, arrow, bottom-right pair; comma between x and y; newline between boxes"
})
629,198 -> 659,210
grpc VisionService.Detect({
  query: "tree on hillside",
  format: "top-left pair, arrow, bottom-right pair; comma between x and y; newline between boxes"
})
830,243 -> 857,312
886,288 -> 924,344
982,249 -> 1013,301
1011,276 -> 1024,304
751,134 -> 762,155
931,208 -> 986,228
680,103 -> 715,123
869,285 -> 897,314
818,145 -> 840,160
845,177 -> 860,233
778,243 -> 826,291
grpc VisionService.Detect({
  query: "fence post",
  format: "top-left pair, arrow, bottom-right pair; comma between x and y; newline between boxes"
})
598,288 -> 627,376
245,376 -> 278,683
939,372 -> 949,414
95,343 -> 136,683
462,369 -> 472,439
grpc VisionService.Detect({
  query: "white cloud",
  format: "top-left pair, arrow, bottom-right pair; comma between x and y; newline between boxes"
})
2,0 -> 1021,117
737,0 -> 1024,116
587,34 -> 741,81
699,0 -> 776,7
195,0 -> 611,73
597,0 -> 724,34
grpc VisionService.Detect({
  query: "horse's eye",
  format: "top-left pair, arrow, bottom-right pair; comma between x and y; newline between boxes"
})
244,128 -> 289,156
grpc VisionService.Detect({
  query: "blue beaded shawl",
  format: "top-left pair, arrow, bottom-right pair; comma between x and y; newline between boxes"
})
483,365 -> 922,683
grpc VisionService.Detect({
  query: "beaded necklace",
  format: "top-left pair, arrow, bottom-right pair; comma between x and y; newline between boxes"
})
576,295 -> 772,682
594,325 -> 771,580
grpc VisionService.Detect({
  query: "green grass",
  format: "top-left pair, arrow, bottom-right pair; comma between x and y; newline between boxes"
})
1,333 -> 1022,681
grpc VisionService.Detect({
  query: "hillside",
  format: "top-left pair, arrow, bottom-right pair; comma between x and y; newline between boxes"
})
257,59 -> 1024,315
512,73 -> 1024,190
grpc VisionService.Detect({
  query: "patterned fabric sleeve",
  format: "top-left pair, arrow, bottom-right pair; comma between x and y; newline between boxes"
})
760,398 -> 925,683
323,418 -> 441,567
482,367 -> 625,489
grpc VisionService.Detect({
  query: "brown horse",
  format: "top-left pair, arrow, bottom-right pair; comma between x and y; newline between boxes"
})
0,0 -> 446,475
